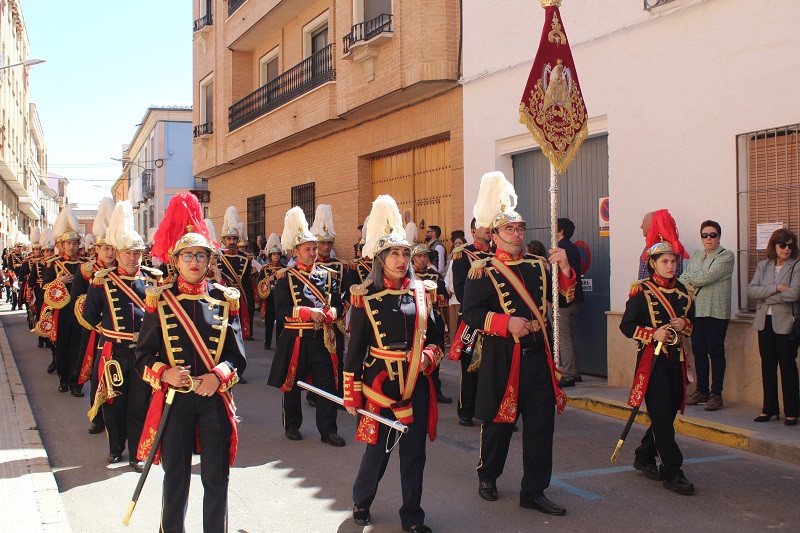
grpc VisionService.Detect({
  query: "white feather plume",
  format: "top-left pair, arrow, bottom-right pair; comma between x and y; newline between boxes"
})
53,206 -> 81,240
473,171 -> 517,229
106,200 -> 144,250
281,206 -> 310,251
310,204 -> 336,239
363,195 -> 406,258
204,218 -> 217,244
84,233 -> 96,250
266,233 -> 281,253
40,228 -> 55,248
222,206 -> 241,236
238,221 -> 248,243
93,197 -> 115,240
30,226 -> 41,245
147,227 -> 158,246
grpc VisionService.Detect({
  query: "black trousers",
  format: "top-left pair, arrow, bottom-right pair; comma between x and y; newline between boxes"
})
477,350 -> 555,501
54,311 -> 81,388
282,334 -> 338,436
89,337 -> 103,424
353,376 -> 430,528
101,346 -> 150,457
636,353 -> 684,479
457,317 -> 479,419
263,295 -> 283,348
758,316 -> 800,418
160,393 -> 232,533
691,317 -> 729,396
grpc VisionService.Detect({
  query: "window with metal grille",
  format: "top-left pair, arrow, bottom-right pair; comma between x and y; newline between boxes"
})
291,183 -> 316,226
247,195 -> 265,249
736,123 -> 800,310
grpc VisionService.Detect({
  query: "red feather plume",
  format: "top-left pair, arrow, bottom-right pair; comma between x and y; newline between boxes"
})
151,193 -> 218,262
641,209 -> 689,262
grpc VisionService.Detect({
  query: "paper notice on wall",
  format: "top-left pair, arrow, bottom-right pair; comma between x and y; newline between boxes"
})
757,222 -> 784,250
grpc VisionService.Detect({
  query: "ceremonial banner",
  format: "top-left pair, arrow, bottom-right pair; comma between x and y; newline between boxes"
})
519,0 -> 588,173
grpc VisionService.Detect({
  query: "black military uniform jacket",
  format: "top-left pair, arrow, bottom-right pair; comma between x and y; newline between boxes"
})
451,243 -> 493,304
27,256 -> 47,303
256,262 -> 282,299
343,276 -> 443,443
349,258 -> 373,286
136,278 -> 246,384
219,250 -> 254,305
461,251 -> 576,421
266,262 -> 343,389
84,265 -> 162,345
42,255 -> 85,310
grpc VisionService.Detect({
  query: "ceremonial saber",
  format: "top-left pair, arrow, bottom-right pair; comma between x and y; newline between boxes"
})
123,387 -> 177,526
610,329 -> 676,462
297,381 -> 408,434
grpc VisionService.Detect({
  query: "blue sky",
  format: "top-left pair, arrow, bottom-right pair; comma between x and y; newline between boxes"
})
21,0 -> 192,208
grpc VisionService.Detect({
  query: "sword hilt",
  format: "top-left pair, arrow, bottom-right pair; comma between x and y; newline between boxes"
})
610,439 -> 624,462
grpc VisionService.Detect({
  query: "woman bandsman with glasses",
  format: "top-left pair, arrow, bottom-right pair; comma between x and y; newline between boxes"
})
747,227 -> 800,426
135,193 -> 246,532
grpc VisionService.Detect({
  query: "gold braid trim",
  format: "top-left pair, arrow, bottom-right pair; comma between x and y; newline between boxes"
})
629,280 -> 643,297
468,258 -> 488,279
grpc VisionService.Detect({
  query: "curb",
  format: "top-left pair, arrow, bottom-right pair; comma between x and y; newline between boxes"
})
0,317 -> 72,532
567,395 -> 800,466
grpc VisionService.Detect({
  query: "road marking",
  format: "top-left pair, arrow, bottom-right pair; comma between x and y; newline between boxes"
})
551,454 -> 740,500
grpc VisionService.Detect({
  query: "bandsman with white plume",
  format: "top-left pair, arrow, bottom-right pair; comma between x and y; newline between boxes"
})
84,200 -> 161,471
343,195 -> 444,532
218,206 -> 256,348
42,205 -> 87,396
257,233 -> 284,349
462,171 -> 575,515
32,228 -> 58,371
267,206 -> 345,446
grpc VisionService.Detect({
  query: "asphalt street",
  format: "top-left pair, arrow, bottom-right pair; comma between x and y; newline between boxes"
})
4,308 -> 798,532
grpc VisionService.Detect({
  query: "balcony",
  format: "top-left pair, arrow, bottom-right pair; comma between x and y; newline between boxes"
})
141,170 -> 155,200
343,14 -> 393,54
228,0 -> 246,16
193,122 -> 213,139
19,197 -> 41,221
229,44 -> 335,131
193,12 -> 213,33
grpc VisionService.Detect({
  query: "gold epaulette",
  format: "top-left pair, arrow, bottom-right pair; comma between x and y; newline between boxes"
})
145,284 -> 172,310
80,259 -> 96,277
211,283 -> 241,311
468,258 -> 489,279
275,267 -> 289,279
422,279 -> 437,292
349,279 -> 372,308
629,280 -> 644,297
451,244 -> 466,260
46,256 -> 59,265
140,265 -> 164,278
92,267 -> 115,286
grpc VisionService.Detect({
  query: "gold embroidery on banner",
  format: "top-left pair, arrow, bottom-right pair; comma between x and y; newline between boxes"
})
548,12 -> 566,44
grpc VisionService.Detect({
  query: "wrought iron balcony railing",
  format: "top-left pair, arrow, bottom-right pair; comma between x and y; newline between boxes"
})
193,12 -> 212,32
229,44 -> 335,131
228,0 -> 246,16
193,122 -> 213,138
644,0 -> 676,9
343,14 -> 392,54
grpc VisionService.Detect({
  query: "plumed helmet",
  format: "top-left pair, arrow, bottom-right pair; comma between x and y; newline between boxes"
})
363,195 -> 410,259
221,206 -> 242,240
265,233 -> 282,255
106,201 -> 146,251
281,206 -> 316,251
53,206 -> 81,242
473,171 -> 524,230
93,197 -> 115,245
151,193 -> 217,262
310,204 -> 336,242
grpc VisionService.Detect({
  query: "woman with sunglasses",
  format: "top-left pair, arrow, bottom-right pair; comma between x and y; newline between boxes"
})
747,228 -> 800,426
679,221 -> 735,411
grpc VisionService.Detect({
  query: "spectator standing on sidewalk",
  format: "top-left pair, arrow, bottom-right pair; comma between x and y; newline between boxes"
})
556,218 -> 584,387
680,220 -> 735,411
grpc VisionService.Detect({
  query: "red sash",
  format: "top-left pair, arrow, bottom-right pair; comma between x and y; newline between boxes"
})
78,330 -> 98,385
490,258 -> 567,421
219,254 -> 252,339
627,280 -> 688,412
138,289 -> 240,465
106,271 -> 146,310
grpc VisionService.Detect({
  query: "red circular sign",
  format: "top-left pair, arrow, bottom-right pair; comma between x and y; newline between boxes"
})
575,240 -> 591,275
600,198 -> 610,223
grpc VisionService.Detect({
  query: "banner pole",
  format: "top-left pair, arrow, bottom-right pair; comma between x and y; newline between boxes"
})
549,163 -> 561,369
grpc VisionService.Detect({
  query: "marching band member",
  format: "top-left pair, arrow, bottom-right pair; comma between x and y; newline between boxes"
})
462,172 -> 574,515
343,195 -> 444,533
32,229 -> 58,372
257,233 -> 284,350
84,201 -> 159,471
136,192 -> 245,532
219,206 -> 256,346
267,206 -> 345,446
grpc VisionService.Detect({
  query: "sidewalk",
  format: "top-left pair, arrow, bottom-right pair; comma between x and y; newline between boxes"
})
566,375 -> 800,466
0,306 -> 71,533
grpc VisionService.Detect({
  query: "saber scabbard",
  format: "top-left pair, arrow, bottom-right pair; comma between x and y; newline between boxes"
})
297,380 -> 408,434
123,387 -> 178,526
610,332 -> 673,463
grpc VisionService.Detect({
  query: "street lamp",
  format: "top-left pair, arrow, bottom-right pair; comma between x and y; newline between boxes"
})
0,57 -> 46,70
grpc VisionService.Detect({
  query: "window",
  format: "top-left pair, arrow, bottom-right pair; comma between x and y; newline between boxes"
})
359,0 -> 392,23
303,11 -> 330,58
291,183 -> 316,226
200,75 -> 213,126
247,194 -> 265,250
736,123 -> 800,310
259,48 -> 280,87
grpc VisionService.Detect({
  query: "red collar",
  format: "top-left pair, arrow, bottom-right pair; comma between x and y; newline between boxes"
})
316,255 -> 330,263
473,241 -> 489,252
384,276 -> 411,290
60,253 -> 77,261
494,249 -> 521,263
270,261 -> 282,267
177,276 -> 207,295
295,261 -> 314,273
651,273 -> 676,289
117,265 -> 140,277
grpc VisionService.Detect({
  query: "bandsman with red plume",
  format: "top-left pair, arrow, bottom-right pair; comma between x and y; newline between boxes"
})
135,192 -> 245,532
